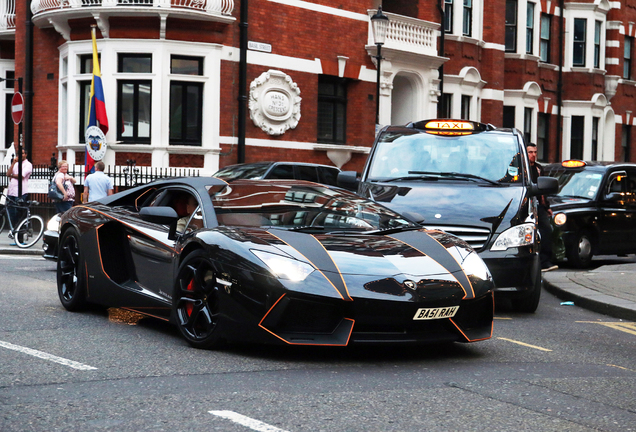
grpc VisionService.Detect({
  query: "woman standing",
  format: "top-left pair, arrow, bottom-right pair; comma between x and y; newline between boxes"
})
53,160 -> 77,214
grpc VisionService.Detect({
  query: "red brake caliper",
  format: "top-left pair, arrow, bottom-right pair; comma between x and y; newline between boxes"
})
185,278 -> 195,316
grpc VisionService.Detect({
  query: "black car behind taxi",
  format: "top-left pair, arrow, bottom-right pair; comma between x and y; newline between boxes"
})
545,160 -> 636,267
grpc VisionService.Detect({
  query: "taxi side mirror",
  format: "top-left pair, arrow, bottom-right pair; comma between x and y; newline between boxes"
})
337,171 -> 359,191
604,192 -> 622,202
529,176 -> 558,196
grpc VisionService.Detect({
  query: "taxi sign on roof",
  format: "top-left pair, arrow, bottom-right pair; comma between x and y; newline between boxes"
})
424,120 -> 474,130
562,160 -> 586,168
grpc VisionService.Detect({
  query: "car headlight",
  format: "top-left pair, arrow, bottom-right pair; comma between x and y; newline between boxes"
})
554,212 -> 567,226
251,250 -> 315,281
47,213 -> 61,233
490,223 -> 535,251
461,251 -> 491,281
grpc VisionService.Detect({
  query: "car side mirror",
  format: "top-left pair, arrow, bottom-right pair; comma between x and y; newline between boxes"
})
529,176 -> 558,196
337,171 -> 359,191
604,192 -> 622,202
139,206 -> 179,225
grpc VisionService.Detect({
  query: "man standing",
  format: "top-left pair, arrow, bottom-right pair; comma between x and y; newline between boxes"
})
82,161 -> 113,203
527,143 -> 558,272
6,147 -> 32,245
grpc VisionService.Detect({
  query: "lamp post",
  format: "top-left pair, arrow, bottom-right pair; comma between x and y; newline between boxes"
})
371,7 -> 389,128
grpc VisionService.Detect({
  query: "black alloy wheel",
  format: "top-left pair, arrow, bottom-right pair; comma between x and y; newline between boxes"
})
566,230 -> 593,268
173,250 -> 224,349
57,228 -> 86,311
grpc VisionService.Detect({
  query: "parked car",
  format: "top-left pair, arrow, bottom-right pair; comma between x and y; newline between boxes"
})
55,177 -> 494,348
42,213 -> 61,260
545,159 -> 636,268
338,119 -> 558,313
213,161 -> 341,186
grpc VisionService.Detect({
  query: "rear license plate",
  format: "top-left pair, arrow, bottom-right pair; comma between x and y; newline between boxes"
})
413,306 -> 459,320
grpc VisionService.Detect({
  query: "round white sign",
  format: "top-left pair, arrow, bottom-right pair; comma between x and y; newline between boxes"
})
85,126 -> 107,161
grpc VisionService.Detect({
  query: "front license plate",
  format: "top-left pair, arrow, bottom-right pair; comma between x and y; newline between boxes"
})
413,306 -> 459,320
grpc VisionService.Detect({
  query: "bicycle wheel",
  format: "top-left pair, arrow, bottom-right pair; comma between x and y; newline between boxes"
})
0,210 -> 6,234
15,215 -> 44,248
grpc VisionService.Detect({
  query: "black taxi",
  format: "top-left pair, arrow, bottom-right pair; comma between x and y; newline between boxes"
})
338,119 -> 558,312
545,160 -> 636,268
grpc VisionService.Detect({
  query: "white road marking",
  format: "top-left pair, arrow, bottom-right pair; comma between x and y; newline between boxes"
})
209,410 -> 290,432
0,340 -> 97,370
497,337 -> 552,352
0,255 -> 46,260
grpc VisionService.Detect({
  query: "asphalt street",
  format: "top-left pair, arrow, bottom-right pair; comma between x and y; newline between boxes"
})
0,254 -> 634,431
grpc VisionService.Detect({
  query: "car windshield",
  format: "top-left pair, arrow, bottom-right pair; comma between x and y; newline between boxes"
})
214,164 -> 270,180
553,170 -> 603,199
367,129 -> 523,184
210,181 -> 416,231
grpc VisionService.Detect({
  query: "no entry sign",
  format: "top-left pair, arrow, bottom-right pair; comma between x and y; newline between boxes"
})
11,92 -> 24,125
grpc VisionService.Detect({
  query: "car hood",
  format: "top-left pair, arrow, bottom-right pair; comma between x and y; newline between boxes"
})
258,227 -> 486,301
360,181 -> 526,232
547,195 -> 594,209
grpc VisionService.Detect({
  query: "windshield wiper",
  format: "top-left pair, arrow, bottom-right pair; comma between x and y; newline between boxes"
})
381,174 -> 439,182
410,171 -> 502,186
280,226 -> 325,232
363,225 -> 423,235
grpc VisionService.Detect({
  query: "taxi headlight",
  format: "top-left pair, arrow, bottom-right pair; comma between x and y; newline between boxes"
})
251,250 -> 315,282
461,251 -> 492,282
554,212 -> 567,226
490,223 -> 535,251
47,213 -> 61,233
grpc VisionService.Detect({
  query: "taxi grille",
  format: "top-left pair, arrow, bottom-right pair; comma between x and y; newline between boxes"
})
424,225 -> 491,250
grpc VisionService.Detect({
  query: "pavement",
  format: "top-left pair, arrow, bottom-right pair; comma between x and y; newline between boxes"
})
0,229 -> 634,321
0,225 -> 46,256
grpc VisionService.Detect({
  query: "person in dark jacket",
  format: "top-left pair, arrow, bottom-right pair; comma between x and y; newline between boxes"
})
527,143 -> 558,272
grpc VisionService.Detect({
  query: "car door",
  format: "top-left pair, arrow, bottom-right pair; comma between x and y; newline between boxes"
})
126,187 -> 197,301
597,170 -> 630,254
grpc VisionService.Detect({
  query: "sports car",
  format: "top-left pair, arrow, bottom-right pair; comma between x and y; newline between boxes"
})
56,177 -> 494,348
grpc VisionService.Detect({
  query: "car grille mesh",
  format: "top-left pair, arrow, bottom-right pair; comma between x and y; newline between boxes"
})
424,225 -> 491,250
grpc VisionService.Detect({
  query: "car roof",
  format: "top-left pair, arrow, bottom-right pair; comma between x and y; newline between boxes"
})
218,161 -> 340,170
545,161 -> 636,172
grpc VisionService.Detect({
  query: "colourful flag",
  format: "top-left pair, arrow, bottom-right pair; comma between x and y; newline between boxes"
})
85,26 -> 109,177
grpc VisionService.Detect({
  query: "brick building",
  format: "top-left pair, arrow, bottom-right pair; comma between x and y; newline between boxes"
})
0,0 -> 634,174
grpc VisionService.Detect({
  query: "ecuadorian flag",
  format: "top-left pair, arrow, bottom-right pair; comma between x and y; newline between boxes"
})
85,26 -> 109,177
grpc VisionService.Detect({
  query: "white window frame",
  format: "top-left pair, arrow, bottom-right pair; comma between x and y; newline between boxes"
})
446,0 -> 482,41
564,1 -> 609,71
57,40 -> 222,168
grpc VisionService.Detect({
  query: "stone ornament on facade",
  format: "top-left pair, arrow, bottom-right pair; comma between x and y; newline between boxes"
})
249,70 -> 301,135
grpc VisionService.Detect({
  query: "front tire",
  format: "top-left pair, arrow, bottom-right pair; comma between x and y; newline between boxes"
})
566,230 -> 593,268
511,282 -> 542,313
173,250 -> 224,349
15,215 -> 44,248
57,228 -> 86,311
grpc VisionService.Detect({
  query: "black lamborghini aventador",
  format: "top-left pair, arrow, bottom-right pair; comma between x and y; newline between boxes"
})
56,177 -> 494,348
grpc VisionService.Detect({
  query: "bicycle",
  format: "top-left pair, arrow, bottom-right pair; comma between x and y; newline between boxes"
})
0,193 -> 45,248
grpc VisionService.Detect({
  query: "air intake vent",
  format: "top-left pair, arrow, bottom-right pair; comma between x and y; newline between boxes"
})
424,225 -> 491,250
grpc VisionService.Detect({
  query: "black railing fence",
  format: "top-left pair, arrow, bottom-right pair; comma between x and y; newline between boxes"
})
1,163 -> 201,221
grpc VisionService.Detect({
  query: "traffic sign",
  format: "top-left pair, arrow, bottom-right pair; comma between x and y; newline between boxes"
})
11,92 -> 24,125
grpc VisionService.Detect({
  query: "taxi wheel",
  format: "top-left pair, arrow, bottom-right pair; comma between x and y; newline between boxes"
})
511,278 -> 541,313
567,230 -> 593,268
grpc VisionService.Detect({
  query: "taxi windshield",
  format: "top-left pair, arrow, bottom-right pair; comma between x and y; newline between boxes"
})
368,130 -> 523,184
553,170 -> 603,199
210,181 -> 416,232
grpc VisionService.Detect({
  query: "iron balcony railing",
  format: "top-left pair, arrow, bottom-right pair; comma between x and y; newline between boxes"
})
31,0 -> 234,16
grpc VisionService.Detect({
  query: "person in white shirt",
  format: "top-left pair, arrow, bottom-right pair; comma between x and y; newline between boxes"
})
6,147 -> 32,244
82,161 -> 114,203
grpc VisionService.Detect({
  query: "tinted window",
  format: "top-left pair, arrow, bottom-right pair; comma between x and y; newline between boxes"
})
296,165 -> 318,182
318,167 -> 339,186
267,164 -> 294,179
